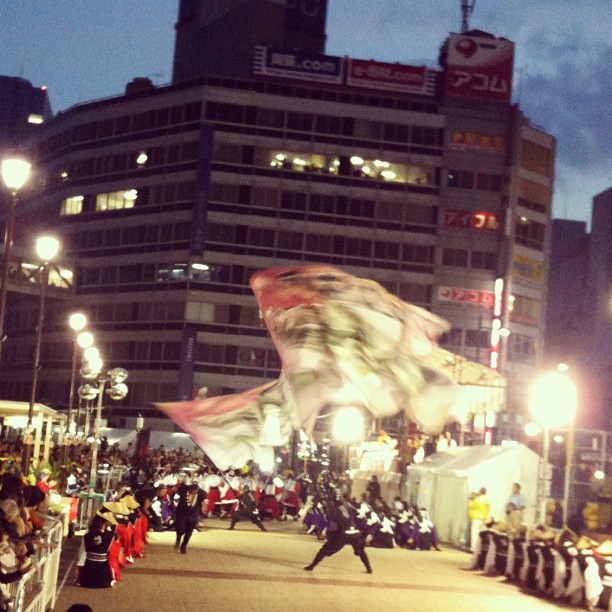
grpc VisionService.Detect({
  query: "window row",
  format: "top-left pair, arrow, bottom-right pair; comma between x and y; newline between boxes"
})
206,102 -> 443,147
41,71 -> 440,150
515,217 -> 546,251
507,333 -> 537,364
66,220 -> 191,255
439,328 -> 490,349
509,294 -> 541,326
60,182 -> 196,217
62,141 -> 199,181
221,146 -> 437,187
206,222 -> 435,266
441,248 -> 497,270
210,182 -> 437,228
447,170 -> 504,192
39,102 -> 203,155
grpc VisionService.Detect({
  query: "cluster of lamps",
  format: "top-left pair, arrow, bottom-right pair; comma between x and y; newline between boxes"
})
1,155 -> 131,481
1,155 -> 64,473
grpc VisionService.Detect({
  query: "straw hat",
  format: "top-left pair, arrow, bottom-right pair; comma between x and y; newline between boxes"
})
528,526 -> 556,542
597,540 -> 612,556
492,521 -> 513,534
96,511 -> 117,526
554,528 -> 578,546
103,501 -> 129,516
121,495 -> 140,509
576,535 -> 599,550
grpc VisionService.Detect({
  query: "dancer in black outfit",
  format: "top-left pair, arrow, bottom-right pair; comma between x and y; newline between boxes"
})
228,486 -> 267,532
174,482 -> 205,554
304,489 -> 372,574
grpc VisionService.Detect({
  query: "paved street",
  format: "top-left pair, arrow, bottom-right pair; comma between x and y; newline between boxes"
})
55,519 -> 575,612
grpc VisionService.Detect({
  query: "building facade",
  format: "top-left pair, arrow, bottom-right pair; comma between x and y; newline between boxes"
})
0,76 -> 52,150
0,6 -> 555,436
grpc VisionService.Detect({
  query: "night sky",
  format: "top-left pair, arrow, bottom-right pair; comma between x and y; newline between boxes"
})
0,0 -> 609,226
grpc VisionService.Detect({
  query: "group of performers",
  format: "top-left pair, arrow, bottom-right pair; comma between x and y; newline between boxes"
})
149,466 -> 304,526
303,477 -> 441,551
472,521 -> 612,611
76,489 -> 149,588
78,465 -> 448,587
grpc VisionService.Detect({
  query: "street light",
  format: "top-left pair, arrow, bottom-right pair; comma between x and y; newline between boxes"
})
529,371 -> 578,525
78,365 -> 129,495
22,235 -> 60,474
0,156 -> 31,366
63,313 -> 89,463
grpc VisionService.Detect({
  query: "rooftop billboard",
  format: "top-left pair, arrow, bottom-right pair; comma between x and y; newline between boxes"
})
445,34 -> 514,103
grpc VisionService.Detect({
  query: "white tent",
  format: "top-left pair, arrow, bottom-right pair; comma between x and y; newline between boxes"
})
405,444 -> 541,546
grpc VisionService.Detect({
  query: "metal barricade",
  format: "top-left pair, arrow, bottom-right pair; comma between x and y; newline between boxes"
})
76,492 -> 104,531
6,515 -> 63,612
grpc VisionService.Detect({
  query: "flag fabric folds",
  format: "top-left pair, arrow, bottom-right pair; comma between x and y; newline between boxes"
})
156,265 -> 462,469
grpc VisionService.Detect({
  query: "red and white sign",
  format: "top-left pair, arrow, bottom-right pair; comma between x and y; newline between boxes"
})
347,59 -> 435,95
444,208 -> 500,231
446,34 -> 514,103
438,286 -> 494,308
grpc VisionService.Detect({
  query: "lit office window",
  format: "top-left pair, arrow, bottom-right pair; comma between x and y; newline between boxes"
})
60,195 -> 84,216
27,114 -> 44,124
96,189 -> 137,211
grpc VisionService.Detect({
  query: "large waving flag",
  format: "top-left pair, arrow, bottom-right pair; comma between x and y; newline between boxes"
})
157,265 -> 462,469
156,378 -> 297,471
249,266 -> 460,436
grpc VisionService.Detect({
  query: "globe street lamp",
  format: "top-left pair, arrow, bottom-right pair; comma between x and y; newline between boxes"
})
79,366 -> 128,496
22,235 -> 60,474
63,314 -> 90,463
0,156 -> 31,366
529,371 -> 578,525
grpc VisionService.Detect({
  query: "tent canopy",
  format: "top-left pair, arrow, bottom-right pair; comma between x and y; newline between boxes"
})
406,444 -> 540,545
0,401 -> 65,421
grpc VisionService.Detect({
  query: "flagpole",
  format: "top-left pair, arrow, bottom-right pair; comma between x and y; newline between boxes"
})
199,450 -> 240,499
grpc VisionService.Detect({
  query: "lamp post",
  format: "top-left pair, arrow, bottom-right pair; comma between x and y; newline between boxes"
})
63,314 -> 91,463
529,371 -> 577,525
22,235 -> 60,475
79,366 -> 128,495
0,157 -> 31,366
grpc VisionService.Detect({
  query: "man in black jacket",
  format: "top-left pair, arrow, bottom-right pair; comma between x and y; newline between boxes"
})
304,489 -> 372,574
228,486 -> 267,532
174,482 -> 205,554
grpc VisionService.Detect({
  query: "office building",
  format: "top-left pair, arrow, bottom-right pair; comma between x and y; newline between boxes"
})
0,4 -> 555,436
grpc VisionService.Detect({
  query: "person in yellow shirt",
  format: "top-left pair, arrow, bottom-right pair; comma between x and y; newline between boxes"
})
468,487 -> 490,551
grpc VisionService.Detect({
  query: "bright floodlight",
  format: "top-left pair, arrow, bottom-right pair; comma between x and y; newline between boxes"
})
69,312 -> 87,332
83,346 -> 100,363
524,422 -> 542,437
1,158 -> 31,191
77,331 -> 94,349
257,449 -> 274,473
35,235 -> 60,262
333,407 -> 365,443
529,372 -> 578,428
259,406 -> 283,446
